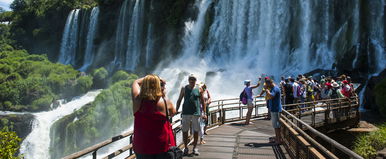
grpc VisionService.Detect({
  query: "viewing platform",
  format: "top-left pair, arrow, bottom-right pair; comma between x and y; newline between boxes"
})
63,96 -> 363,159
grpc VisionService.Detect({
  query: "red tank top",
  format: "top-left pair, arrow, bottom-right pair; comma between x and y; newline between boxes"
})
133,100 -> 176,154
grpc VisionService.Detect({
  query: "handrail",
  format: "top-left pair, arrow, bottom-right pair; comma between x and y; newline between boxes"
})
63,131 -> 133,159
63,95 -> 361,159
281,108 -> 363,159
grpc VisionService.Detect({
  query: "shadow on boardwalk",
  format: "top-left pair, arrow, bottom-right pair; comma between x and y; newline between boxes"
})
185,119 -> 290,159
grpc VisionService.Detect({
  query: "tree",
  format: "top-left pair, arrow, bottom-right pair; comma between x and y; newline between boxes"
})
0,129 -> 22,159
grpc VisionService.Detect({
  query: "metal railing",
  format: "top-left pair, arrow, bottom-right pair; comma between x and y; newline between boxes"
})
63,96 -> 362,159
280,96 -> 363,159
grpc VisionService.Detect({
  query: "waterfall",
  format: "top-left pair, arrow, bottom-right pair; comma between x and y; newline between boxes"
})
19,90 -> 102,159
80,7 -> 100,71
59,9 -> 80,65
369,0 -> 386,75
125,0 -> 145,71
114,0 -> 131,68
145,24 -> 153,68
298,0 -> 313,72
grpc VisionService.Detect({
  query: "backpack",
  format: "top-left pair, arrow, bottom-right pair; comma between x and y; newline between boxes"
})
239,90 -> 248,105
296,85 -> 302,97
284,83 -> 293,97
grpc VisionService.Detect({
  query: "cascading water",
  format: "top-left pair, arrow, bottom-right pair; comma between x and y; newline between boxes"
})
125,0 -> 145,71
145,24 -> 153,68
59,9 -> 80,65
368,0 -> 386,75
19,90 -> 101,159
80,7 -> 100,71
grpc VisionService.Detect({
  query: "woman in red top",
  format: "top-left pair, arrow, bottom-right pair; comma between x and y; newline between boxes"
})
132,75 -> 177,158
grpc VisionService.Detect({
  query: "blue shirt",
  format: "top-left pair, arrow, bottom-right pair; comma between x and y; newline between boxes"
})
268,86 -> 282,112
244,86 -> 253,100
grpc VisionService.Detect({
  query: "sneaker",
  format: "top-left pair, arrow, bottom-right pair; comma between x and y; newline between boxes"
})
193,148 -> 200,156
183,148 -> 189,156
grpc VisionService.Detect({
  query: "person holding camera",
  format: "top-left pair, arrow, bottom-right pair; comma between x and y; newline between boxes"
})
132,75 -> 177,159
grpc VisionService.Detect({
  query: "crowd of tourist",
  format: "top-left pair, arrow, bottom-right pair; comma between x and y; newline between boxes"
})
130,73 -> 357,158
278,74 -> 356,106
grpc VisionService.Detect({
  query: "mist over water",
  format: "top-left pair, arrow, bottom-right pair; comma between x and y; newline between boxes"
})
19,90 -> 101,159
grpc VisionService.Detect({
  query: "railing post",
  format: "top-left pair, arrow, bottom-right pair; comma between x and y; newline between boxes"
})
218,101 -> 221,125
255,97 -> 258,117
130,135 -> 133,156
325,102 -> 330,124
239,101 -> 242,120
92,150 -> 97,159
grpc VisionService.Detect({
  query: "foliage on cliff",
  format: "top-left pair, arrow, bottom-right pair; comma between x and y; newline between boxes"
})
354,125 -> 386,159
0,128 -> 22,159
50,72 -> 137,158
9,0 -> 97,57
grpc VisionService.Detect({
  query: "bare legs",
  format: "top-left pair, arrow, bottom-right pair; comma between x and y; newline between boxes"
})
183,131 -> 199,151
245,107 -> 253,125
274,128 -> 282,144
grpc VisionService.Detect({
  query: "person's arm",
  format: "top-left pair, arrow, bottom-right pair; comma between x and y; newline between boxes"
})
166,98 -> 177,116
176,87 -> 185,113
266,87 -> 277,98
251,79 -> 262,89
258,88 -> 266,97
132,77 -> 144,114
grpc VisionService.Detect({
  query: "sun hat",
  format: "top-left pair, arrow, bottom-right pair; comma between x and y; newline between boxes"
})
188,74 -> 197,80
244,80 -> 251,85
332,82 -> 340,88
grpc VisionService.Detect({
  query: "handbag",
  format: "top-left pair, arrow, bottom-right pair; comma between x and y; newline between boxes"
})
163,97 -> 183,159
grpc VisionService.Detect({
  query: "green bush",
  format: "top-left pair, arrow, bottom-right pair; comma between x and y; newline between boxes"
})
75,76 -> 93,94
92,67 -> 108,88
0,49 -> 93,111
0,129 -> 22,159
31,95 -> 54,111
111,70 -> 130,83
354,125 -> 386,159
375,78 -> 386,117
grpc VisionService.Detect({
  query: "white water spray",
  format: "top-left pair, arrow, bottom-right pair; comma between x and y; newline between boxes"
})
19,90 -> 101,159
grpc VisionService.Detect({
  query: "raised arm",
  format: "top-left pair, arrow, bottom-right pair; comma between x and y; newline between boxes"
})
176,87 -> 185,113
132,77 -> 144,114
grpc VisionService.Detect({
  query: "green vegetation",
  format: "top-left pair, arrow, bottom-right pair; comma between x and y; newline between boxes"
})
354,125 -> 386,159
50,74 -> 138,158
92,67 -> 108,88
0,47 -> 94,111
0,128 -> 22,159
9,0 -> 97,56
374,78 -> 386,117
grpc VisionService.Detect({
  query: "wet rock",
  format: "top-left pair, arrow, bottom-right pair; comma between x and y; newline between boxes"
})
363,69 -> 386,110
0,114 -> 34,139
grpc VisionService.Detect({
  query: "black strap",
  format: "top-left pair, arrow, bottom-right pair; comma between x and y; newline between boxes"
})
163,97 -> 171,122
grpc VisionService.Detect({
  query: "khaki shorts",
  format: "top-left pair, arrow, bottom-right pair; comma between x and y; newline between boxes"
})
247,99 -> 254,108
271,112 -> 281,128
182,115 -> 200,132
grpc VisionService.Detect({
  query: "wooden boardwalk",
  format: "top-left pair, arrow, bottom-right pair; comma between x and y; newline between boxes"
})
185,119 -> 290,159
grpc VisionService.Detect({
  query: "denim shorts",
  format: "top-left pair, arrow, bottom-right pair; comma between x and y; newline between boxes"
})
271,112 -> 281,128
